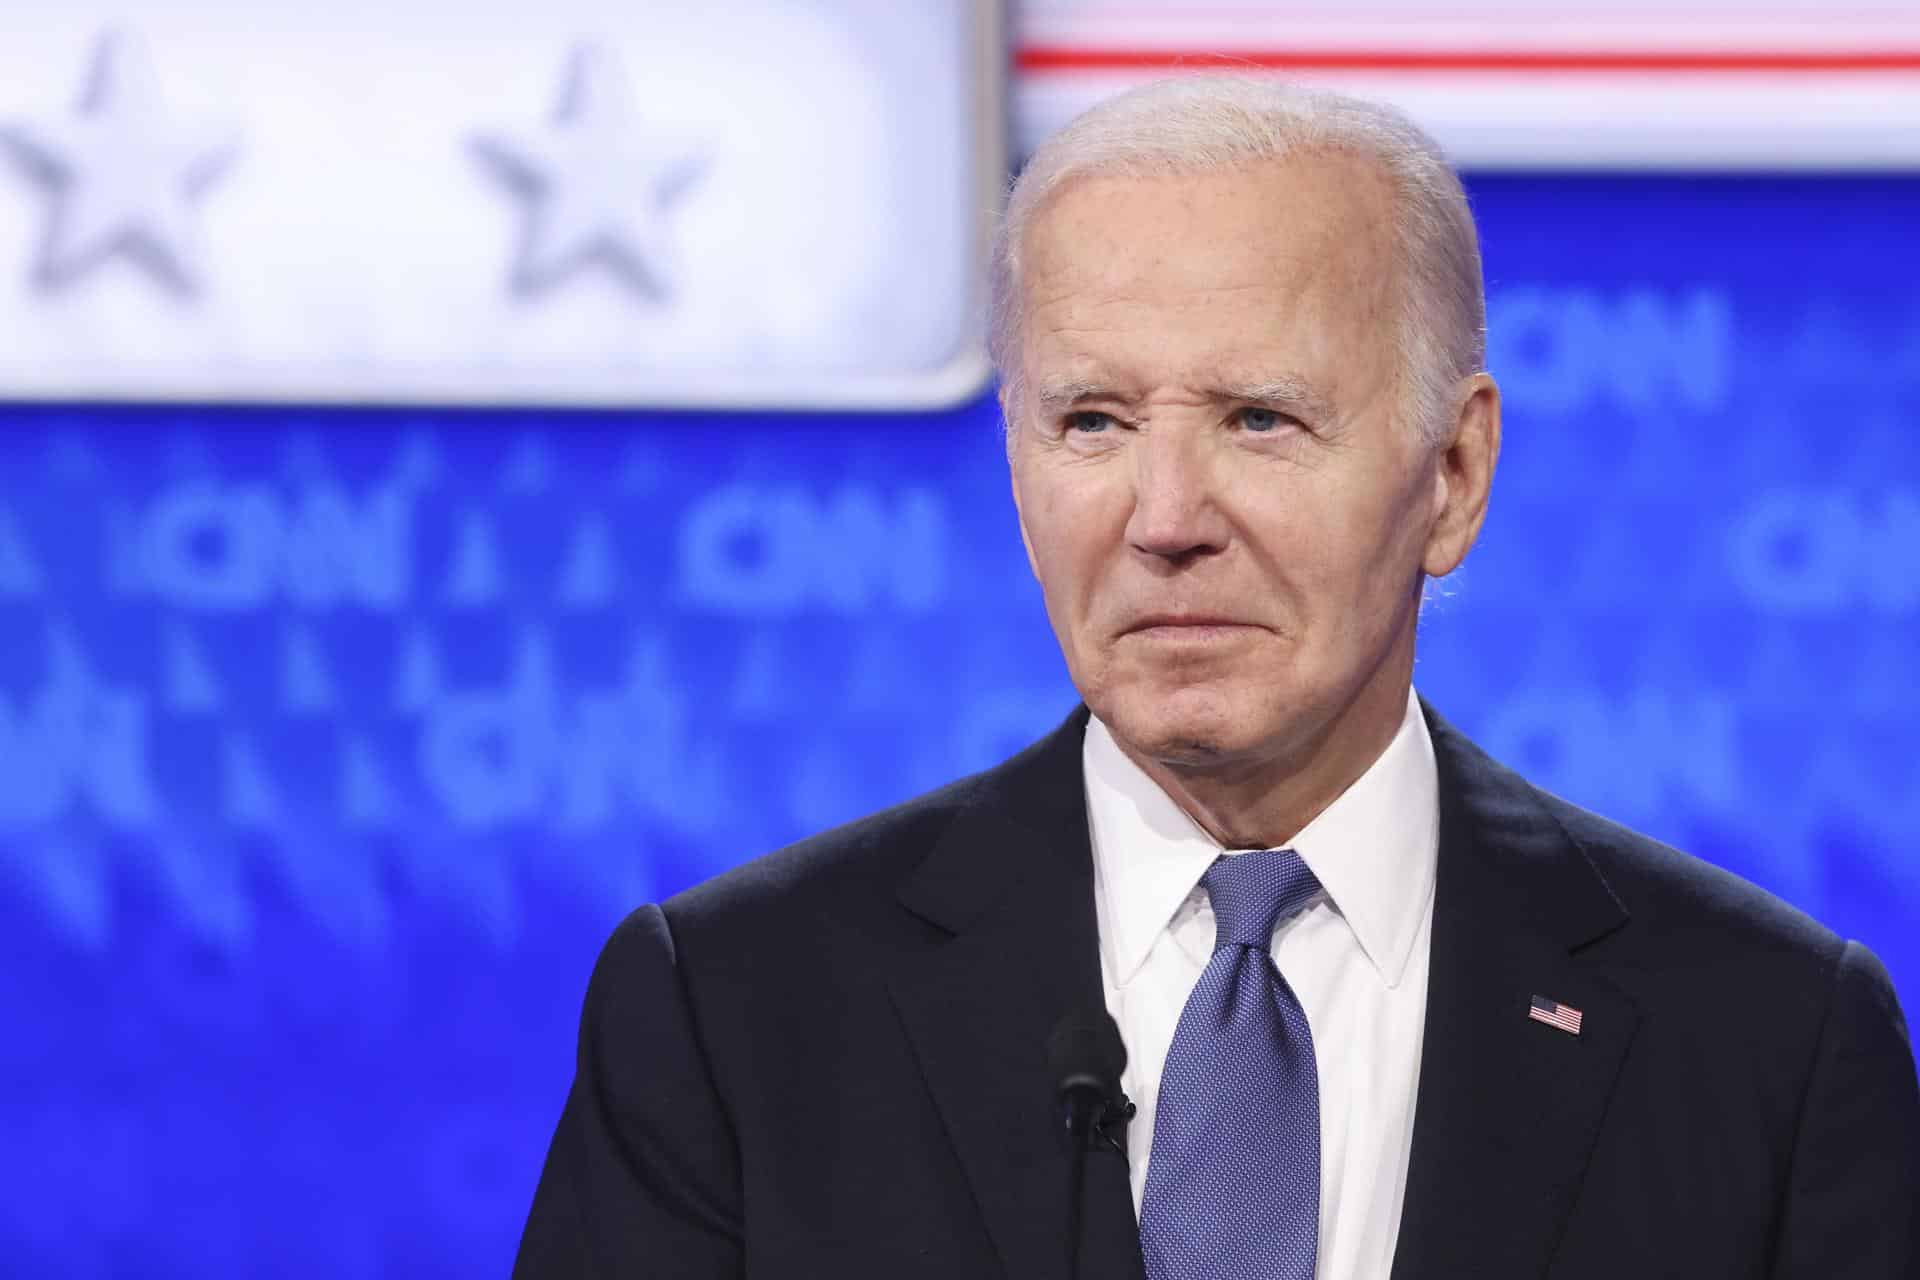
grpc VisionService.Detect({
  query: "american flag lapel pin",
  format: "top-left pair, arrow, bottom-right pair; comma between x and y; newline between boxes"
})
1528,994 -> 1584,1036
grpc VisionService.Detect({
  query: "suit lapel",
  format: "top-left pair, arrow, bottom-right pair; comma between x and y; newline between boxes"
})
887,710 -> 1145,1280
1391,706 -> 1642,1280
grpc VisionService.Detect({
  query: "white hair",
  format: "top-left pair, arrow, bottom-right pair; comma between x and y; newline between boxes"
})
990,77 -> 1486,448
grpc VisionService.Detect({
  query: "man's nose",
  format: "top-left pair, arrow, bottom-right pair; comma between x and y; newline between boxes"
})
1125,431 -> 1231,564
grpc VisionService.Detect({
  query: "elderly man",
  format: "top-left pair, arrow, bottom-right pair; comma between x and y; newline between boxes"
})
515,79 -> 1919,1279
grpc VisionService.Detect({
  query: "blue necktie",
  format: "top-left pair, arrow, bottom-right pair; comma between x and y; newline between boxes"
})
1139,849 -> 1322,1280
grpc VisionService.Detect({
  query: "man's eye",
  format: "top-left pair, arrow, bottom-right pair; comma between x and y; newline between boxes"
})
1238,407 -> 1293,433
1066,411 -> 1114,434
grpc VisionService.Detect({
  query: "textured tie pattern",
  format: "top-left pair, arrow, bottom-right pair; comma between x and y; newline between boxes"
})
1139,849 -> 1323,1280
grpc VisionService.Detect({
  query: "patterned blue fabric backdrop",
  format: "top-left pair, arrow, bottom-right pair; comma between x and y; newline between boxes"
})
3,175 -> 1917,1276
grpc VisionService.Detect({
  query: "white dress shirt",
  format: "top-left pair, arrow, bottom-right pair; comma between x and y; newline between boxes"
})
1083,686 -> 1440,1280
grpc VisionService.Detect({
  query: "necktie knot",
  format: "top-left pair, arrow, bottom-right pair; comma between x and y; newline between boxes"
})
1201,847 -> 1320,951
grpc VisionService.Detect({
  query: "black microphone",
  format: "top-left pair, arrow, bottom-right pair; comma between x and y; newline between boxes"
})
1047,1009 -> 1135,1280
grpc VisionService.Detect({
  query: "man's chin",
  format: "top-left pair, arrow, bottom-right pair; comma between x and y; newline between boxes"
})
1096,689 -> 1270,769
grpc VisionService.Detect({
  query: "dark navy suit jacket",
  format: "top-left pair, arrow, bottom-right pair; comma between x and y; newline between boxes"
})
514,704 -> 1920,1278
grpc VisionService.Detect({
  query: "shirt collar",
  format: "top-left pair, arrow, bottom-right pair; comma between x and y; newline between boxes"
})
1083,686 -> 1439,990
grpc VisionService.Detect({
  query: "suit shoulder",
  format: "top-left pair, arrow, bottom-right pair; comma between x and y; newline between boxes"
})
1428,703 -> 1845,969
1531,783 -> 1844,970
662,707 -> 1087,937
661,763 -> 994,932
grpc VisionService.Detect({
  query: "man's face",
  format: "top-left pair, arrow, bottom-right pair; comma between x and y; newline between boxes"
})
1008,151 -> 1477,773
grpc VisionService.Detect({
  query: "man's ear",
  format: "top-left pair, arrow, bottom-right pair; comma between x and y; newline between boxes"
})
1001,389 -> 1044,581
1422,372 -> 1501,578
1007,457 -> 1042,583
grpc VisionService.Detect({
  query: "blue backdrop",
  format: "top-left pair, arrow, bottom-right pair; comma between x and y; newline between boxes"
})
3,174 -> 1917,1276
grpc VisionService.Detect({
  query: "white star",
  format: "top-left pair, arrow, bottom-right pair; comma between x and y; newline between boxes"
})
0,30 -> 238,296
473,42 -> 705,301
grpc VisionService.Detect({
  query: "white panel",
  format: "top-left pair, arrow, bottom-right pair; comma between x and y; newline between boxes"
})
0,1 -> 1002,407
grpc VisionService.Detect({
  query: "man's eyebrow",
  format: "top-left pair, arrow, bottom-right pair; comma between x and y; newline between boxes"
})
1211,377 -> 1335,418
1028,375 -> 1336,418
1031,380 -> 1136,414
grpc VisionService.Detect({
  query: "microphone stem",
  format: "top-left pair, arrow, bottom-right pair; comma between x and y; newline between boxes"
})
1067,1116 -> 1088,1280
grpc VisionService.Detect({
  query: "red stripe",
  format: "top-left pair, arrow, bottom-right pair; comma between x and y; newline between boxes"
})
1018,46 -> 1920,74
